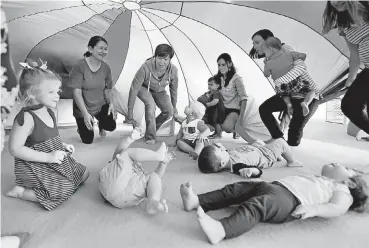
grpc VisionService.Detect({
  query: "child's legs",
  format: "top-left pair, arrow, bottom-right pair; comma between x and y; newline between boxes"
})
146,173 -> 162,202
214,124 -> 223,136
155,162 -> 168,178
177,139 -> 195,154
6,185 -> 38,202
303,90 -> 315,105
113,136 -> 137,158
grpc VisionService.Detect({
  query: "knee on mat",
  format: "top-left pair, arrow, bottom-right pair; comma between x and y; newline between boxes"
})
104,121 -> 116,132
81,137 -> 94,144
287,132 -> 302,146
341,96 -> 359,118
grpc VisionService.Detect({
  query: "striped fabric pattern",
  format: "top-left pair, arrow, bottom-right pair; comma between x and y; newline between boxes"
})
344,21 -> 369,66
274,44 -> 320,99
15,135 -> 86,211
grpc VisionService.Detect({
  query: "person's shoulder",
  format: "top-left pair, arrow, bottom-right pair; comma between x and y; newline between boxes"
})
282,44 -> 295,52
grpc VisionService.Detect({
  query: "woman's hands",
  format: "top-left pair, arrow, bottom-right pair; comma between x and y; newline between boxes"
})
108,103 -> 117,120
83,113 -> 95,130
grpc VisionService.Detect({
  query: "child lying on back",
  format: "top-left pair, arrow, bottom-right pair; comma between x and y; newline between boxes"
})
197,138 -> 302,177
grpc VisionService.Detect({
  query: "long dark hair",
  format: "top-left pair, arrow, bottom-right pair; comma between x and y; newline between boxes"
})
83,36 -> 108,57
322,1 -> 369,34
249,29 -> 274,59
214,53 -> 236,88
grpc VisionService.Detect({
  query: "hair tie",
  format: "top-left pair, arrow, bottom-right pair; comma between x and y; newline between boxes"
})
19,58 -> 48,71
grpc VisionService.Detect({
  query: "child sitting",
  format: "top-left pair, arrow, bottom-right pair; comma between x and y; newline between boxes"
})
98,131 -> 175,215
197,138 -> 302,176
263,37 -> 318,116
6,60 -> 89,211
172,101 -> 210,160
197,77 -> 226,139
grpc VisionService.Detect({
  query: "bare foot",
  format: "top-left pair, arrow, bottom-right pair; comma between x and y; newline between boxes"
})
287,160 -> 303,167
81,170 -> 90,184
301,102 -> 309,117
145,198 -> 168,215
6,185 -> 25,199
277,156 -> 283,161
189,151 -> 199,160
197,207 -> 226,245
356,130 -> 369,141
99,129 -> 107,138
157,142 -> 167,159
180,182 -> 199,211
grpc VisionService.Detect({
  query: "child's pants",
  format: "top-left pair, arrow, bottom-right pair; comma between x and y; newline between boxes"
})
198,181 -> 300,239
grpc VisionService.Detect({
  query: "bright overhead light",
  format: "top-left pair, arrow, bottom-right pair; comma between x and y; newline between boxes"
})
123,1 -> 141,10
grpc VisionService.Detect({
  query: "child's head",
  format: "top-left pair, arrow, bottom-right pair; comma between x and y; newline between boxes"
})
19,59 -> 62,108
263,37 -> 282,58
184,101 -> 206,119
207,76 -> 220,91
198,143 -> 230,173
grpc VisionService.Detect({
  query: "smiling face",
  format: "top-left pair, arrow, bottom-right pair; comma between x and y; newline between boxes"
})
217,58 -> 230,75
252,34 -> 267,56
155,55 -> 171,71
88,40 -> 108,61
321,163 -> 357,182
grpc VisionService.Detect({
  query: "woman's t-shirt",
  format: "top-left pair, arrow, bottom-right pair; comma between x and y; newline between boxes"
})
343,20 -> 369,66
68,58 -> 113,118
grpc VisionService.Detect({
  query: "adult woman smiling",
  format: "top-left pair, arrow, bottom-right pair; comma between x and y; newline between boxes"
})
251,29 -> 319,146
126,44 -> 179,145
68,36 -> 117,144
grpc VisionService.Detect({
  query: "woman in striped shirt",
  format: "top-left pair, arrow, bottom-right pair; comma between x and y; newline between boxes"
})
250,29 -> 319,147
323,1 -> 369,139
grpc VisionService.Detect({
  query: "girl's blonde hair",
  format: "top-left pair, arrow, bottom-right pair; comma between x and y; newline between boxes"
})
189,101 -> 206,119
322,1 -> 369,34
19,59 -> 61,104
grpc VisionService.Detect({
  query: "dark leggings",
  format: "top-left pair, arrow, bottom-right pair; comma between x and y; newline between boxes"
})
75,104 -> 116,144
341,68 -> 369,135
198,181 -> 300,239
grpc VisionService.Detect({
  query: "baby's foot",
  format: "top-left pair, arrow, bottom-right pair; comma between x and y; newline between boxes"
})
146,198 -> 168,215
131,127 -> 144,140
6,185 -> 25,199
197,207 -> 226,245
277,156 -> 283,161
157,142 -> 167,160
287,160 -> 303,167
180,182 -> 199,211
301,102 -> 310,116
99,129 -> 107,138
189,151 -> 199,160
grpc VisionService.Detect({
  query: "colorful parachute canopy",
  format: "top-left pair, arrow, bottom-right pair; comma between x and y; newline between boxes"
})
3,0 -> 349,127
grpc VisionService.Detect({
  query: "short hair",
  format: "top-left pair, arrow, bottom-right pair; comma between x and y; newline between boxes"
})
154,44 -> 175,59
208,76 -> 215,82
264,37 -> 282,50
348,175 -> 369,212
198,145 -> 222,173
189,101 -> 206,119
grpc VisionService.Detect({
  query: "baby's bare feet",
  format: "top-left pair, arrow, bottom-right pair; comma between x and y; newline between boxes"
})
157,142 -> 167,158
197,207 -> 226,245
146,198 -> 168,215
180,182 -> 199,211
301,102 -> 310,117
287,160 -> 303,167
6,185 -> 25,199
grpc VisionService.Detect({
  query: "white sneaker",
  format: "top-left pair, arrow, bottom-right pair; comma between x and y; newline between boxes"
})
130,127 -> 144,140
356,130 -> 369,141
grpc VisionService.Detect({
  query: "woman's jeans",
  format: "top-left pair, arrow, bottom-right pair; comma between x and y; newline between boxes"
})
259,94 -> 319,146
341,68 -> 369,135
137,87 -> 173,141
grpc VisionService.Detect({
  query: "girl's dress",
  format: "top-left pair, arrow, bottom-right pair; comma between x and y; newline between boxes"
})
14,105 -> 87,210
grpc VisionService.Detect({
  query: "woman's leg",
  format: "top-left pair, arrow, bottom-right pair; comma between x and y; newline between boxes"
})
96,104 -> 116,132
258,94 -> 286,139
137,87 -> 157,141
75,117 -> 94,144
341,69 -> 369,135
151,91 -> 174,130
221,113 -> 239,133
287,98 -> 319,146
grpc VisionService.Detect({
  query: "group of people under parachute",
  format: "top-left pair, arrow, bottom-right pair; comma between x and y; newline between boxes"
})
1,1 -> 369,247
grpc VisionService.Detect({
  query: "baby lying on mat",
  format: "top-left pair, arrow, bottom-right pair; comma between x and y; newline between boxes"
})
197,138 -> 302,178
98,130 -> 175,215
